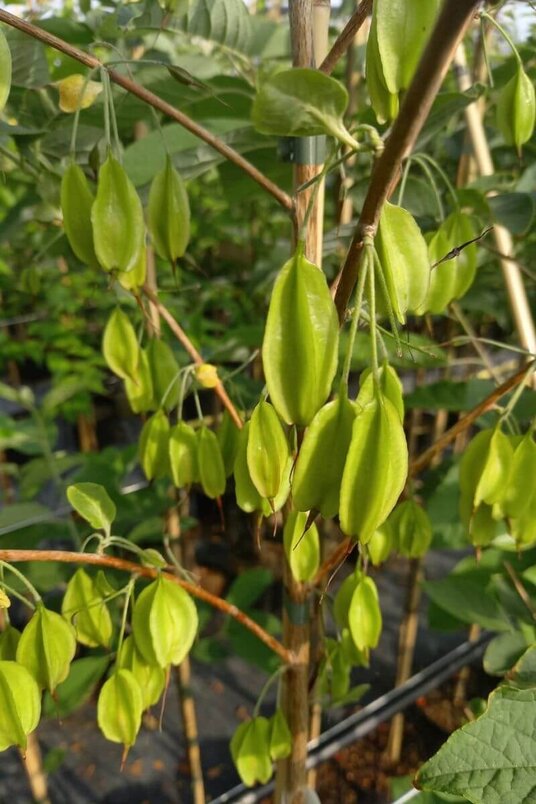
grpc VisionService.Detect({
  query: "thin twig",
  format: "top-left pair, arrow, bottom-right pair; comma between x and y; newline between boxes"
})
315,361 -> 535,583
144,288 -> 243,430
503,561 -> 536,621
319,0 -> 373,75
0,550 -> 292,664
0,9 -> 293,213
332,0 -> 480,322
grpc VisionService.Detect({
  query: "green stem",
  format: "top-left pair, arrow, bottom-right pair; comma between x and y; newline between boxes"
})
372,247 -> 402,357
411,154 -> 444,220
253,665 -> 286,718
481,11 -> 522,65
414,152 -> 459,210
0,580 -> 37,611
117,577 -> 135,657
367,244 -> 379,385
69,69 -> 99,157
101,67 -> 111,149
500,365 -> 534,422
342,250 -> 369,387
396,157 -> 412,208
193,389 -> 204,422
0,561 -> 41,604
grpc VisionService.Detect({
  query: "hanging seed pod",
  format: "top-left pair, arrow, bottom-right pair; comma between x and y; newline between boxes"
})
169,420 -> 199,488
339,392 -> 408,544
146,338 -> 181,412
247,401 -> 290,502
230,717 -> 272,787
217,410 -> 241,477
117,241 -> 147,292
374,202 -> 430,324
283,511 -> 320,583
328,645 -> 352,702
496,65 -> 535,153
62,568 -> 113,649
233,423 -> 269,514
459,429 -> 501,547
339,627 -> 369,668
510,492 -> 536,547
474,426 -> 513,511
503,432 -> 536,519
97,669 -> 143,749
348,575 -> 382,651
197,426 -> 226,499
102,307 -> 140,384
0,28 -> 12,113
333,571 -> 360,630
139,410 -> 171,480
357,363 -> 404,422
425,211 -> 478,314
262,246 -> 339,426
60,163 -> 98,266
91,152 -> 144,274
365,12 -> 399,123
367,521 -> 394,566
0,660 -> 41,752
147,156 -> 190,265
268,708 -> 292,761
0,627 -> 21,661
125,347 -> 155,414
292,389 -> 358,519
16,604 -> 76,693
117,636 -> 166,711
131,575 -> 198,668
390,500 -> 432,558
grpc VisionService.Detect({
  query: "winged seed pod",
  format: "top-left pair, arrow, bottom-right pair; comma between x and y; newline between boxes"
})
139,410 -> 171,480
117,636 -> 166,711
262,245 -> 339,426
230,717 -> 272,787
474,426 -> 513,512
424,211 -> 478,313
217,410 -> 241,477
62,568 -> 113,649
60,163 -> 98,266
146,338 -> 181,412
0,660 -> 41,752
247,401 -> 290,502
502,431 -> 536,520
292,388 -> 357,519
91,152 -> 144,274
339,392 -> 408,544
169,420 -> 199,488
390,500 -> 432,558
365,12 -> 398,124
97,669 -> 143,750
197,426 -> 226,499
367,521 -> 394,566
374,202 -> 430,324
0,28 -> 12,113
283,511 -> 320,583
268,709 -> 292,761
102,307 -> 140,384
147,156 -> 190,264
496,65 -> 535,154
131,575 -> 198,668
125,347 -> 155,414
0,627 -> 20,660
16,604 -> 76,693
348,575 -> 382,652
117,240 -> 147,292
459,428 -> 509,547
233,422 -> 270,515
357,363 -> 404,422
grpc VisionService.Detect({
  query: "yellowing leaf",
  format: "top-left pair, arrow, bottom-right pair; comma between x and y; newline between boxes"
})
56,74 -> 102,113
194,363 -> 219,389
0,589 -> 10,608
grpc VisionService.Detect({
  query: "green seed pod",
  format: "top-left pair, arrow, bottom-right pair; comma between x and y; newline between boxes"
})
283,511 -> 320,583
147,156 -> 190,264
0,660 -> 41,752
474,426 -> 513,511
497,65 -> 535,154
139,410 -> 171,481
169,420 -> 199,488
459,429 -> 505,547
348,575 -> 382,652
117,240 -> 147,292
262,245 -> 339,426
365,12 -> 399,124
503,432 -> 536,520
102,307 -> 140,383
97,669 -> 143,749
333,572 -> 360,630
0,627 -> 21,661
268,708 -> 292,761
339,393 -> 408,544
230,717 -> 272,787
62,568 -> 113,649
91,152 -> 145,273
357,362 -> 404,422
374,202 -> 430,324
233,423 -> 270,515
217,410 -> 241,477
390,500 -> 432,558
0,28 -> 12,113
339,627 -> 369,668
510,491 -> 536,547
367,521 -> 394,567
197,426 -> 226,499
292,389 -> 357,519
117,636 -> 166,711
16,604 -> 76,693
425,212 -> 478,313
146,338 -> 181,412
247,401 -> 290,501
132,575 -> 198,668
125,347 -> 155,414
329,644 -> 351,702
60,163 -> 98,266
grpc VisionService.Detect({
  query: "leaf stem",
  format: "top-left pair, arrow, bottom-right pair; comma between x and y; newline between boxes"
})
480,11 -> 522,65
0,561 -> 41,604
342,248 -> 369,387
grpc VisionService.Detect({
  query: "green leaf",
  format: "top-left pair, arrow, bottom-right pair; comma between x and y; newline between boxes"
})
67,482 -> 116,533
488,193 -> 535,235
16,605 -> 77,693
422,574 -> 510,632
510,645 -> 536,689
0,660 -> 41,751
251,68 -> 358,150
97,669 -> 143,748
225,568 -> 274,610
62,568 -> 113,648
416,686 -> 536,802
43,656 -> 109,719
483,632 -> 530,676
188,0 -> 252,52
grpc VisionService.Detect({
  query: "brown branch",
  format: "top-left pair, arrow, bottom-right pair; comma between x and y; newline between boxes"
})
314,360 -> 535,584
331,0 -> 481,322
0,9 -> 293,213
0,549 -> 292,665
144,288 -> 243,430
319,0 -> 373,75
